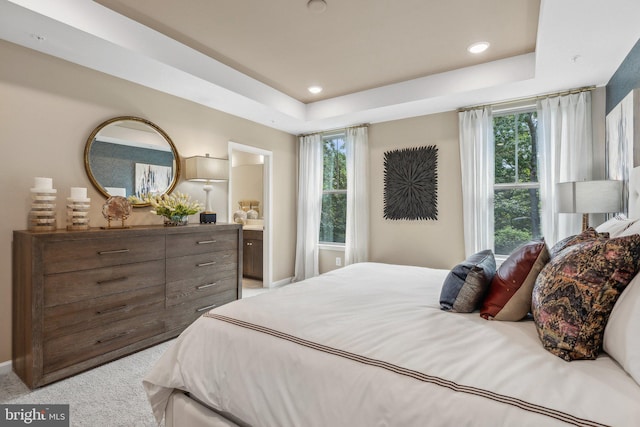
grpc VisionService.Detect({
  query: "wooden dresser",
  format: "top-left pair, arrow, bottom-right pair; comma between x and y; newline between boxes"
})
12,223 -> 242,388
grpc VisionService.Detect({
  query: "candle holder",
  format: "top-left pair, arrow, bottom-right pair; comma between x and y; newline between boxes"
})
66,187 -> 90,231
28,177 -> 57,232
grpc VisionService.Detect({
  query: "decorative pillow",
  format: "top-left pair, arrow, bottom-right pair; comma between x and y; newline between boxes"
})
440,250 -> 496,313
604,272 -> 640,385
480,240 -> 549,321
549,227 -> 607,258
596,214 -> 636,237
532,235 -> 640,361
618,218 -> 640,237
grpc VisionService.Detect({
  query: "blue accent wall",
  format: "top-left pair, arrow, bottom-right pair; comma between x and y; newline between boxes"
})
89,141 -> 173,197
606,38 -> 640,114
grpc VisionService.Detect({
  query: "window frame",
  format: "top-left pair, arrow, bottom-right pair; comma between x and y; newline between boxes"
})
319,131 -> 347,246
492,105 -> 541,258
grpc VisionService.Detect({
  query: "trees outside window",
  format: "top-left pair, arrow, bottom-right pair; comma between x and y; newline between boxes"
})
493,110 -> 541,255
319,134 -> 347,244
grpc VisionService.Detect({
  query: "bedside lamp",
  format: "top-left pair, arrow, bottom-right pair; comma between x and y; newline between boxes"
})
557,180 -> 623,230
184,154 -> 229,223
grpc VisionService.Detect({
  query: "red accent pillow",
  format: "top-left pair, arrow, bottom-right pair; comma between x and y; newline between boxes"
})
480,240 -> 549,321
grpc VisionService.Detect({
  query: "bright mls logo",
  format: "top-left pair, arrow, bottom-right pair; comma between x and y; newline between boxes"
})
0,405 -> 69,427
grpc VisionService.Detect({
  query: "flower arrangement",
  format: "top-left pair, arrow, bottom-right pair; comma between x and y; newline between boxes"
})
146,192 -> 203,225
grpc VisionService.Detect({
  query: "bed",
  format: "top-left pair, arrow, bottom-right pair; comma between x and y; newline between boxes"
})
144,170 -> 640,426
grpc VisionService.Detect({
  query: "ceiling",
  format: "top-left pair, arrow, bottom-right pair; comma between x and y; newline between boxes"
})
94,0 -> 540,103
0,0 -> 639,134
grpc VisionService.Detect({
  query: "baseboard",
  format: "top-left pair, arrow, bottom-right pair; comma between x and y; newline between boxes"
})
0,359 -> 12,375
271,277 -> 292,288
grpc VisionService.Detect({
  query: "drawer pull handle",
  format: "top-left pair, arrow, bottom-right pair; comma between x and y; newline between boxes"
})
96,304 -> 128,315
196,303 -> 218,313
197,261 -> 216,267
197,282 -> 218,290
247,242 -> 253,246
197,240 -> 217,245
96,276 -> 128,285
96,331 -> 129,344
98,249 -> 130,255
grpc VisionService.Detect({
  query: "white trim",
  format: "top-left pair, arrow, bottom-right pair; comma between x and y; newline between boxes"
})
271,277 -> 293,288
0,359 -> 12,375
229,141 -> 274,288
318,243 -> 345,252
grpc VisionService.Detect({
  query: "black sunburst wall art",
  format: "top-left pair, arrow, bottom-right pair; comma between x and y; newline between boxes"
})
383,145 -> 438,220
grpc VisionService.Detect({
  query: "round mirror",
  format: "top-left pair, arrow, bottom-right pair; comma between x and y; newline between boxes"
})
84,116 -> 181,207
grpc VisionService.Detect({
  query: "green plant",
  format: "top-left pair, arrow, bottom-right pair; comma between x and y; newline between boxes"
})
495,226 -> 531,255
147,192 -> 202,219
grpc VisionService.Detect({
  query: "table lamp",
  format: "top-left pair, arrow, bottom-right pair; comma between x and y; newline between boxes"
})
557,180 -> 623,230
184,154 -> 229,223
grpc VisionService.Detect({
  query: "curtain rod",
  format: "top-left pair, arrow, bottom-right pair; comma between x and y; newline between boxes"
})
297,123 -> 369,138
457,85 -> 597,113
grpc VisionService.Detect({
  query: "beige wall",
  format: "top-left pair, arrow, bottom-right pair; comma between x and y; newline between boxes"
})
231,164 -> 264,217
0,40 -> 297,364
318,111 -> 464,274
368,112 -> 465,269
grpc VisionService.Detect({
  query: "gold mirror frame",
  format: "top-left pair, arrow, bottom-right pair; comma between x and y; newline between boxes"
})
84,116 -> 181,207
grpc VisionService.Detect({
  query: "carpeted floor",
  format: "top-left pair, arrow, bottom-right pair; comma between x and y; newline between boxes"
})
0,340 -> 173,426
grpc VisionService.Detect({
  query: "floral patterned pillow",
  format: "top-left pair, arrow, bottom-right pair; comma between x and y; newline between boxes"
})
532,234 -> 640,361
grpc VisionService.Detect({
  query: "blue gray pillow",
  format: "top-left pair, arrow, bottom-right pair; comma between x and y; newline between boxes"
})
440,250 -> 496,312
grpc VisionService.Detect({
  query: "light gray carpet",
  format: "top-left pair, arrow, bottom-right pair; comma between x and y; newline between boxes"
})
0,340 -> 173,426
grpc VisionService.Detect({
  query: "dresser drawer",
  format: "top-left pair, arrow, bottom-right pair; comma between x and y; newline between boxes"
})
166,269 -> 237,307
43,235 -> 165,274
44,284 -> 164,339
166,249 -> 237,282
166,230 -> 238,258
44,259 -> 165,307
165,288 -> 238,333
43,312 -> 165,374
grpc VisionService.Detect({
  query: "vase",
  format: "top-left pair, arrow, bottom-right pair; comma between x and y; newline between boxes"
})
164,215 -> 188,226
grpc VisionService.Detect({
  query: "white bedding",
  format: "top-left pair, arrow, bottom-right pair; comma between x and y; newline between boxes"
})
144,262 -> 640,426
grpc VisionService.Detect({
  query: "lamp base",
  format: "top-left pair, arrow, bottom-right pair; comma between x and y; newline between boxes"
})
200,212 -> 217,224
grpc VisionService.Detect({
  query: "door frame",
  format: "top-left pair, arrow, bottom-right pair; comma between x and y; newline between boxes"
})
228,141 -> 273,288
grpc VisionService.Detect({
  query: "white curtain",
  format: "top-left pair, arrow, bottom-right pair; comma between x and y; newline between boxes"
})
537,92 -> 593,245
459,107 -> 494,257
345,126 -> 369,265
294,134 -> 323,281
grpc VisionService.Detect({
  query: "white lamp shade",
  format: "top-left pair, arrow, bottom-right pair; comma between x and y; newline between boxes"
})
557,180 -> 622,213
184,155 -> 229,181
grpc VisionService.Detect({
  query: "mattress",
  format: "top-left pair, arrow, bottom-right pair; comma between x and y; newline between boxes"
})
144,262 -> 640,426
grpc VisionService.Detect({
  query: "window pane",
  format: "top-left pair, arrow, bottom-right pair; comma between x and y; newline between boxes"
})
494,112 -> 538,184
494,188 -> 542,256
323,136 -> 346,191
320,192 -> 346,244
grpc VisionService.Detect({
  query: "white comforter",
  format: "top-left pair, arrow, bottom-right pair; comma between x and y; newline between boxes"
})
144,263 -> 640,426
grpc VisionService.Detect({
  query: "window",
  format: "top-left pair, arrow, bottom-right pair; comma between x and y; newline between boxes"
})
319,133 -> 347,244
493,109 -> 541,255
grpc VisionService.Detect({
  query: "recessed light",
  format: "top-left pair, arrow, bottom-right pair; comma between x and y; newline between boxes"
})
307,0 -> 327,14
308,86 -> 323,94
468,42 -> 490,54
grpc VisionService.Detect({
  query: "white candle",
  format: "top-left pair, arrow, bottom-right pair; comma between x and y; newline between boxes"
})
34,177 -> 53,190
70,187 -> 87,200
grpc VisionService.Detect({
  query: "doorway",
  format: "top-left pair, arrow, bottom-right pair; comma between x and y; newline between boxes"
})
228,141 -> 273,291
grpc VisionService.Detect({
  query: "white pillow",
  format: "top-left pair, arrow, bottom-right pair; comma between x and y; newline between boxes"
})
604,272 -> 640,385
596,214 -> 637,237
619,219 -> 640,237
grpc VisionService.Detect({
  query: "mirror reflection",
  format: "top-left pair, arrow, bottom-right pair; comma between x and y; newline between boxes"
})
84,116 -> 180,206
